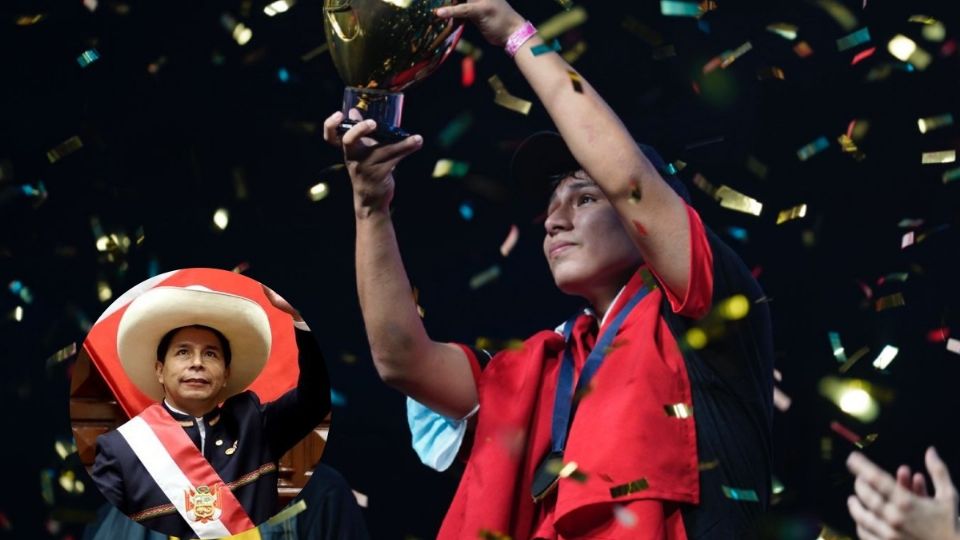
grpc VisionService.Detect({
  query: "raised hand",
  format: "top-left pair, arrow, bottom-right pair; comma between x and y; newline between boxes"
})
261,284 -> 303,323
435,0 -> 526,47
322,109 -> 423,213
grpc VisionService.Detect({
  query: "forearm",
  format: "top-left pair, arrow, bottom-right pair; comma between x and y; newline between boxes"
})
354,205 -> 433,383
293,328 -> 331,415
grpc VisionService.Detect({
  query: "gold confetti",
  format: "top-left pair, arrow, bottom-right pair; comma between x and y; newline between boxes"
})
488,75 -> 532,116
817,524 -> 852,540
715,185 -> 763,216
875,292 -> 905,311
232,261 -> 250,273
54,440 -> 77,460
698,459 -> 719,471
838,346 -> 869,374
308,181 -> 330,201
757,66 -> 785,80
46,343 -> 77,367
16,14 -> 45,26
918,113 -> 953,133
815,0 -> 858,31
537,6 -> 587,40
562,41 -> 588,64
478,530 -> 511,540
499,225 -> 519,257
766,22 -> 797,40
46,136 -> 83,163
96,281 -> 112,303
469,265 -> 501,290
610,478 -> 649,498
793,41 -> 814,57
664,403 -> 693,418
263,0 -> 295,16
776,204 -> 807,224
432,159 -> 470,178
921,150 -> 956,164
567,70 -> 584,93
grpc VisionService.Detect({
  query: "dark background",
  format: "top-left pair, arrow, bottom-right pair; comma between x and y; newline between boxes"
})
1,0 -> 958,538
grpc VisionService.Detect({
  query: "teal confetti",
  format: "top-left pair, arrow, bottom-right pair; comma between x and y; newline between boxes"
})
459,202 -> 474,221
828,332 -> 847,362
796,136 -> 829,161
837,27 -> 871,51
721,485 -> 760,502
660,1 -> 700,17
437,111 -> 473,149
76,48 -> 100,68
277,67 -> 290,82
943,167 -> 960,184
331,388 -> 347,407
531,39 -> 562,56
726,227 -> 748,242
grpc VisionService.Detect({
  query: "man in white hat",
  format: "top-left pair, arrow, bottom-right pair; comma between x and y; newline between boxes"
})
90,284 -> 362,539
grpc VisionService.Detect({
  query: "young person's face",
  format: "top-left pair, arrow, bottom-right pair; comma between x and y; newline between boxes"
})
543,173 -> 643,298
155,326 -> 230,413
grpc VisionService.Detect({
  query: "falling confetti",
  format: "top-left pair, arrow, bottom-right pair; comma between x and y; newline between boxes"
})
664,403 -> 693,418
432,159 -> 470,178
830,421 -> 878,449
308,182 -> 329,202
437,112 -> 473,149
45,343 -> 77,368
537,6 -> 587,40
797,137 -> 829,161
499,225 -> 519,257
836,27 -> 871,51
715,185 -> 763,216
872,345 -> 899,370
721,485 -> 760,502
660,1 -> 701,17
766,23 -> 797,40
610,478 -> 650,498
947,338 -> 960,355
921,150 -> 956,164
46,136 -> 83,163
76,49 -> 101,68
917,113 -> 953,133
488,75 -> 532,115
776,204 -> 807,224
469,265 -> 501,290
838,346 -> 869,374
875,292 -> 905,311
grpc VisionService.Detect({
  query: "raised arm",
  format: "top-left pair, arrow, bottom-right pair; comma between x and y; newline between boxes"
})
438,2 -> 693,300
321,112 -> 478,420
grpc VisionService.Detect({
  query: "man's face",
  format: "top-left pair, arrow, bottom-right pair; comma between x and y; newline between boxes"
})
543,173 -> 643,297
155,326 -> 230,412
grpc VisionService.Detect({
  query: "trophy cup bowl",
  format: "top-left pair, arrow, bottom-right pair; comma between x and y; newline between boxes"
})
324,0 -> 464,143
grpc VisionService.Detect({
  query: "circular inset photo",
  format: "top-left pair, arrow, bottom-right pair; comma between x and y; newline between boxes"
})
69,268 -> 365,539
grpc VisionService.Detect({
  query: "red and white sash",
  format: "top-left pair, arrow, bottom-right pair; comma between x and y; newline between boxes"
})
117,403 -> 256,538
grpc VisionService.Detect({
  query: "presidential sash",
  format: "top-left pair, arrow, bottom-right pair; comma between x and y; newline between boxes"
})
116,403 -> 256,538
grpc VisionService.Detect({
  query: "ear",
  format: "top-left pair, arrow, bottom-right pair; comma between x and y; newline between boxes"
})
155,361 -> 164,384
223,366 -> 231,387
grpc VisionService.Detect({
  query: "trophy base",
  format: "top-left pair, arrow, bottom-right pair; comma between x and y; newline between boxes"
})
336,121 -> 410,144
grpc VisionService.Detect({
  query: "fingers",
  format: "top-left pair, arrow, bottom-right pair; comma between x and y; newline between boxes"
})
435,3 -> 479,18
926,447 -> 957,501
370,134 -> 423,165
855,476 -> 888,513
912,472 -> 929,497
322,111 -> 345,146
347,107 -> 364,122
896,465 -> 911,490
848,452 -> 899,499
342,118 -> 378,149
847,495 -> 903,540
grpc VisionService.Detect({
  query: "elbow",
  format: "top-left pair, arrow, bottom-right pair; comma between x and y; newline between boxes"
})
371,352 -> 410,388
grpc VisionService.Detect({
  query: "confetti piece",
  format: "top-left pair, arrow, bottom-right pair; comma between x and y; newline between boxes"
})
917,113 -> 953,133
612,505 -> 637,528
888,34 -> 916,61
684,327 -> 708,349
698,459 -> 719,471
776,204 -> 807,224
478,529 -> 511,540
46,136 -> 83,163
265,499 -> 306,525
97,281 -> 112,303
872,345 -> 899,370
726,227 -> 748,242
942,168 -> 960,183
922,150 -> 956,164
461,55 -> 475,87
562,41 -> 588,64
40,469 -> 55,504
330,388 -> 347,407
721,485 -> 759,502
875,292 -> 905,311
926,327 -> 949,343
307,182 -> 330,202
838,346 -> 869,374
660,1 -> 701,17
817,524 -> 852,540
76,49 -> 100,68
831,421 -> 878,448
793,41 -> 814,58
263,0 -> 294,16
829,332 -> 847,362
488,75 -> 532,115
901,231 -> 915,249
537,6 -> 587,41
46,343 -> 77,367
815,0 -> 858,30
432,159 -> 470,178
15,14 -> 45,25
664,403 -> 693,418
554,0 -> 573,10
459,202 -> 474,221
231,261 -> 250,274
8,280 -> 33,304
470,265 -> 501,290
766,22 -> 797,40
797,136 -> 829,161
947,338 -> 960,355
715,185 -> 763,216
567,70 -> 584,93
837,134 -> 864,160
610,478 -> 649,498
773,387 -> 792,411
499,225 -> 519,257
837,27 -> 871,51
54,440 -> 76,460
850,46 -> 876,65
531,39 -> 561,56
757,66 -> 785,80
455,38 -> 483,60
438,112 -> 473,148
213,208 -> 230,230
721,42 -> 753,69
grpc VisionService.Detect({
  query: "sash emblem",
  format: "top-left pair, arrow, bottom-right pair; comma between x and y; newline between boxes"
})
185,484 -> 223,523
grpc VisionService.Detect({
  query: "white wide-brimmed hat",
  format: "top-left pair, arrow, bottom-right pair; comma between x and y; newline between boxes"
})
116,285 -> 272,403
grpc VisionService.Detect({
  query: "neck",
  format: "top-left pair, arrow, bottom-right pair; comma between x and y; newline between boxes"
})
585,267 -> 638,322
164,397 -> 216,418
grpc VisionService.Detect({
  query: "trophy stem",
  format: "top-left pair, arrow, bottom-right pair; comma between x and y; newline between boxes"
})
337,86 -> 409,144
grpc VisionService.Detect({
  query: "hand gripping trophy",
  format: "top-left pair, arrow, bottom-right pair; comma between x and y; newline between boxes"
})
324,0 -> 464,142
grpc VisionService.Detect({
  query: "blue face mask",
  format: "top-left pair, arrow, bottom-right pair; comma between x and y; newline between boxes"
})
406,397 -> 472,472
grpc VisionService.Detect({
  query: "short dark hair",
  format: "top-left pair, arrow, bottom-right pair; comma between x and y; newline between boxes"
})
156,325 -> 232,367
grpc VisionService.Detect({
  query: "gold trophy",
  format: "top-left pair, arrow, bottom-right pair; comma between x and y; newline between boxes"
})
324,0 -> 464,143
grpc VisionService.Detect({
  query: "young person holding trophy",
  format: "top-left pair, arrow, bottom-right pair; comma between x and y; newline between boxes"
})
323,0 -> 775,537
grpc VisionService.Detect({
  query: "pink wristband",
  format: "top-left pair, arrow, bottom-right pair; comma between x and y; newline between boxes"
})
505,21 -> 537,57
